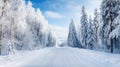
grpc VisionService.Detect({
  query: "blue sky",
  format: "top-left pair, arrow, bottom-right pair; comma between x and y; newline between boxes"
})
26,0 -> 102,27
25,0 -> 102,43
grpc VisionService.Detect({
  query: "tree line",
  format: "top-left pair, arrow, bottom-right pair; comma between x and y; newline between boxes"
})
0,0 -> 56,55
67,0 -> 120,53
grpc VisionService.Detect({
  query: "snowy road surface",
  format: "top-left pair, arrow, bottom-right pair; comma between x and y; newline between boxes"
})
0,47 -> 120,67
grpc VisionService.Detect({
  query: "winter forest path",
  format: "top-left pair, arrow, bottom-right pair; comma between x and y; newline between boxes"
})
3,47 -> 120,67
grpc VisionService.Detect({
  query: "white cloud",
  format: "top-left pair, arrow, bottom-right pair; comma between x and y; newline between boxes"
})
69,0 -> 101,16
45,11 -> 65,19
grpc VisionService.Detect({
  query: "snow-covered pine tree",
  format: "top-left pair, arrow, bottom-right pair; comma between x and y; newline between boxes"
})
12,0 -> 28,50
0,0 -> 14,55
0,0 -> 3,55
26,2 -> 39,49
86,16 -> 96,49
100,0 -> 120,53
93,9 -> 99,43
79,6 -> 88,48
67,19 -> 82,48
46,32 -> 56,47
109,13 -> 120,53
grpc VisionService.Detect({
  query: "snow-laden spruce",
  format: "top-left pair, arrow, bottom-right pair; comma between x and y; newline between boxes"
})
86,17 -> 96,49
109,14 -> 120,53
0,0 -> 56,55
100,0 -> 120,53
67,19 -> 82,48
79,6 -> 88,48
93,9 -> 99,44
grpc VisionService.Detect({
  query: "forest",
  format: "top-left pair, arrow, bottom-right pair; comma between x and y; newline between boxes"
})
0,0 -> 56,55
0,0 -> 120,55
67,0 -> 120,53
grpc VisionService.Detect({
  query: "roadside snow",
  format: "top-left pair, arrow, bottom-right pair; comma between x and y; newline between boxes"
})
0,47 -> 120,67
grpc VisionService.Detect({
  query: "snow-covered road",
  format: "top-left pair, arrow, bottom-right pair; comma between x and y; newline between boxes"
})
1,47 -> 120,67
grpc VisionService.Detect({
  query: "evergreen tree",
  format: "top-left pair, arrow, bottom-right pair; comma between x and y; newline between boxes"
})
100,0 -> 120,53
109,14 -> 120,53
0,0 -> 13,55
79,6 -> 88,48
67,19 -> 82,48
93,9 -> 99,43
0,0 -> 3,55
46,32 -> 56,47
87,17 -> 96,49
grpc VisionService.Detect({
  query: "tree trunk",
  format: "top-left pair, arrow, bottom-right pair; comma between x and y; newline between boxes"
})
0,0 -> 7,55
110,39 -> 113,53
110,13 -> 114,53
0,45 -> 1,55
